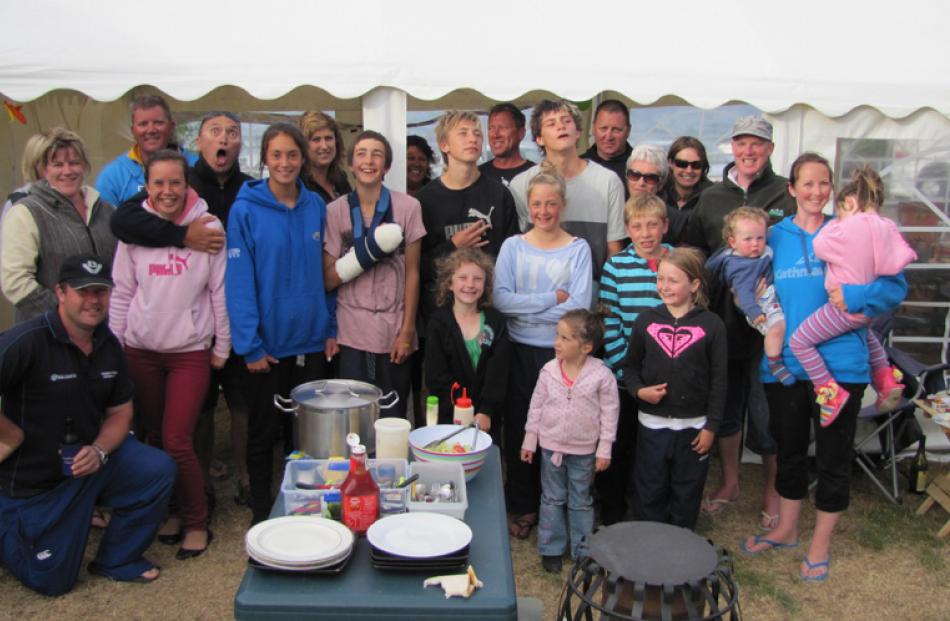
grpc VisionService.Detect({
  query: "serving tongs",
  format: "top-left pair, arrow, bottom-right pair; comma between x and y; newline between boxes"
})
423,421 -> 479,450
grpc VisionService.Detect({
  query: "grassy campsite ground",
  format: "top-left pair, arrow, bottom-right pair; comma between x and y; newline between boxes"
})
2,410 -> 949,621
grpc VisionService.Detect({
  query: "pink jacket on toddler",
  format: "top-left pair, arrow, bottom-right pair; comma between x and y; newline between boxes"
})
522,356 -> 619,462
814,212 -> 916,290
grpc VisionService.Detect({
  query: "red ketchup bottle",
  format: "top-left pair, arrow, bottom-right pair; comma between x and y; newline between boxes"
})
341,442 -> 379,534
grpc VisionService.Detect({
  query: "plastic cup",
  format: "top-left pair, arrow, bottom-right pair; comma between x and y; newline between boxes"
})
375,417 -> 411,459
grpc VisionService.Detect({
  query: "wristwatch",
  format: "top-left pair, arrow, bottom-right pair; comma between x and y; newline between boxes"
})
91,443 -> 109,466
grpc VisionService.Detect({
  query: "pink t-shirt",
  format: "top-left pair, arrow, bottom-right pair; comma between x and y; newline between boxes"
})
324,189 -> 426,354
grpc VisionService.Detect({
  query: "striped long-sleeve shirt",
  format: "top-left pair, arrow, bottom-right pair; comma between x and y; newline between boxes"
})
598,244 -> 669,378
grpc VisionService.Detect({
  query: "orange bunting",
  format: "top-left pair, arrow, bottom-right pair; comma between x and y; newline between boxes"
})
4,101 -> 27,124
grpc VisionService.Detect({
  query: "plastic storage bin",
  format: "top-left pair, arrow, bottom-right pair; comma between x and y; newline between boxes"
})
406,461 -> 468,520
282,458 -> 408,516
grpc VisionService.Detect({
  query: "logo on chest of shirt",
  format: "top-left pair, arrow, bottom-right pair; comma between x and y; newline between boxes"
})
148,251 -> 192,276
49,372 -> 78,382
442,206 -> 495,240
646,323 -> 705,359
101,370 -> 118,379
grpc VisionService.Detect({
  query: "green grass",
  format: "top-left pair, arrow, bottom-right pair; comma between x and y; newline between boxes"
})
733,565 -> 801,616
850,489 -> 947,571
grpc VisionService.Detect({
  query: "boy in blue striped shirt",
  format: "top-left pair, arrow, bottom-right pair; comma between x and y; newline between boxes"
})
595,193 -> 670,524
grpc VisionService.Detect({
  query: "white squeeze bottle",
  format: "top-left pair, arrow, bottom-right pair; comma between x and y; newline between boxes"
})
451,383 -> 474,426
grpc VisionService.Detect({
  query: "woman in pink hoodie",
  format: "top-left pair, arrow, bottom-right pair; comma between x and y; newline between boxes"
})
109,150 -> 229,559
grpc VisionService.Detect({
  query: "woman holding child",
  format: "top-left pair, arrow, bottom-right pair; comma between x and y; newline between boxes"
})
740,153 -> 907,582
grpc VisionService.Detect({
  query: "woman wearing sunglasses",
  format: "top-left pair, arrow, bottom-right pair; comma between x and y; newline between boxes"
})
624,144 -> 668,200
661,136 -> 713,245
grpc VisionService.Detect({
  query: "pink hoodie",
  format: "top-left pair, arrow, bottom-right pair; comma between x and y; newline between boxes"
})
109,188 -> 230,358
522,356 -> 619,461
813,212 -> 917,290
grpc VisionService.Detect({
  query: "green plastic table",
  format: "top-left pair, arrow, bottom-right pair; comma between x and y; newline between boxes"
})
234,446 -> 517,620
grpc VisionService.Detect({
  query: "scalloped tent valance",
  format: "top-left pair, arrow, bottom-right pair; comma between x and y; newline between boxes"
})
1,0 -> 947,119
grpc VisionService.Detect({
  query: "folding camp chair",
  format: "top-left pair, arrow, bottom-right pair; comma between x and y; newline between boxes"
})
851,336 -> 949,504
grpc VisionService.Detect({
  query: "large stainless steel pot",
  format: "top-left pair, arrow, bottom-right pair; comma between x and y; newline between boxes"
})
273,379 -> 399,458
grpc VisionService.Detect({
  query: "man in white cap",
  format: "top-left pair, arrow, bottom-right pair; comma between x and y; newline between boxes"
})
686,116 -> 794,531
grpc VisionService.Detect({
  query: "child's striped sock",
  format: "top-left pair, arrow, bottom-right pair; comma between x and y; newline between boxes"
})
767,356 -> 795,386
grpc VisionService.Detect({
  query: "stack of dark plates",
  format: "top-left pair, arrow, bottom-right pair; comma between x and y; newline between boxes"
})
366,512 -> 472,572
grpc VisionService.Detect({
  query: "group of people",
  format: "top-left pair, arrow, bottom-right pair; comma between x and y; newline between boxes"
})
0,93 -> 913,594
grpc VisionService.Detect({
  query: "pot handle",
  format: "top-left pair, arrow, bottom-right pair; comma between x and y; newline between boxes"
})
378,390 -> 400,410
273,394 -> 297,414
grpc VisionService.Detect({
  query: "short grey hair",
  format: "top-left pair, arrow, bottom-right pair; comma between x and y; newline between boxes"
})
626,144 -> 669,187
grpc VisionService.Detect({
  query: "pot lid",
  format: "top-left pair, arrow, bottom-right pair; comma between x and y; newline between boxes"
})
290,380 -> 382,409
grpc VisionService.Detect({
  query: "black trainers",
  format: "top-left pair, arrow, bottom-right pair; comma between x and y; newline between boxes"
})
541,555 -> 562,573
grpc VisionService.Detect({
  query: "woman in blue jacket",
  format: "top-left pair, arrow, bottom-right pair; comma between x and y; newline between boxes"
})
739,153 -> 906,582
225,123 -> 336,525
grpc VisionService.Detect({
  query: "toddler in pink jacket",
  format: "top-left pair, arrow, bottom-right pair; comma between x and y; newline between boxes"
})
789,166 -> 916,427
521,309 -> 618,573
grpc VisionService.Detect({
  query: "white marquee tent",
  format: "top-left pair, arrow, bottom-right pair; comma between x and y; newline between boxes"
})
1,0 -> 949,365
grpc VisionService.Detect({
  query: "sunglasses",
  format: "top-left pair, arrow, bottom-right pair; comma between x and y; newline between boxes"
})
625,169 -> 661,185
672,158 -> 704,171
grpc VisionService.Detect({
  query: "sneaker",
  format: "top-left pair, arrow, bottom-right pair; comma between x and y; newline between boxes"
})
872,365 -> 904,413
541,555 -> 562,573
815,381 -> 850,428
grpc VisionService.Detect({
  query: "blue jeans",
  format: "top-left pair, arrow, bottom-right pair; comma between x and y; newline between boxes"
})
538,449 -> 595,559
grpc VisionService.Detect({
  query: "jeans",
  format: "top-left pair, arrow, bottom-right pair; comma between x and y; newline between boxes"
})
125,347 -> 210,532
538,449 -> 595,559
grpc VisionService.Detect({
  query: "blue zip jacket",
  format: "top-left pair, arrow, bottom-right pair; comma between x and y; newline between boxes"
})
762,216 -> 906,384
225,178 -> 336,363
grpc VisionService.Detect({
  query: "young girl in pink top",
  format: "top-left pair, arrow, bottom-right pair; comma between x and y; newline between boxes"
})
109,150 -> 229,559
789,166 -> 916,426
520,309 -> 619,573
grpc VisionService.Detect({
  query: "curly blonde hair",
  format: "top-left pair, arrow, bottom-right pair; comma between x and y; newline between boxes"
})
434,248 -> 495,309
721,206 -> 769,242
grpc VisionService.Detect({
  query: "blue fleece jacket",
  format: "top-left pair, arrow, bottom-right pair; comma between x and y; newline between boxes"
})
225,178 -> 336,363
96,148 -> 198,207
762,216 -> 906,384
706,246 -> 774,323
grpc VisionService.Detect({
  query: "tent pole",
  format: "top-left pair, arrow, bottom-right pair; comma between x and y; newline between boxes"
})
362,87 -> 407,193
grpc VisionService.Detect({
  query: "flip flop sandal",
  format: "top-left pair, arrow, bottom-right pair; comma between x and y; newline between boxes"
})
88,559 -> 161,584
700,496 -> 735,515
800,554 -> 830,582
739,534 -> 800,557
759,511 -> 780,531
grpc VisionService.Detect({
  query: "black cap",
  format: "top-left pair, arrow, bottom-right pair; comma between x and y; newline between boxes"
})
58,253 -> 114,289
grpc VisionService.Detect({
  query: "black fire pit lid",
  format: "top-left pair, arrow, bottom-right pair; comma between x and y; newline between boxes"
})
588,521 -> 718,585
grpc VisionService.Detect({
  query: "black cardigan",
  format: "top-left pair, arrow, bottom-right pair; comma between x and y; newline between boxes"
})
424,305 -> 511,424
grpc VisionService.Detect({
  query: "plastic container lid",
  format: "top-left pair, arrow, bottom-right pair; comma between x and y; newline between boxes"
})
455,388 -> 472,409
426,395 -> 439,405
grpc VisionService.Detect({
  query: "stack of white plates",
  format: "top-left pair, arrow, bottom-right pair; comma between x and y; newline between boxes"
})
366,513 -> 472,571
246,516 -> 354,571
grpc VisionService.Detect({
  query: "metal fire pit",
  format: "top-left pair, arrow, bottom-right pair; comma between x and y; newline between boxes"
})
557,521 -> 740,620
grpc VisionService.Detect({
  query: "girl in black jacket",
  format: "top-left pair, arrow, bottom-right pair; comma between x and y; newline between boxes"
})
424,248 -> 510,434
621,247 -> 727,529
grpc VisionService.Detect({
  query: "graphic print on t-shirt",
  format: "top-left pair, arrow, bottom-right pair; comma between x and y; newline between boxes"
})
646,323 -> 705,358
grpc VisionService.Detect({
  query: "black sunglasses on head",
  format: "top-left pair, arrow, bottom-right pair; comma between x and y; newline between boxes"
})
625,169 -> 661,185
672,158 -> 704,171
